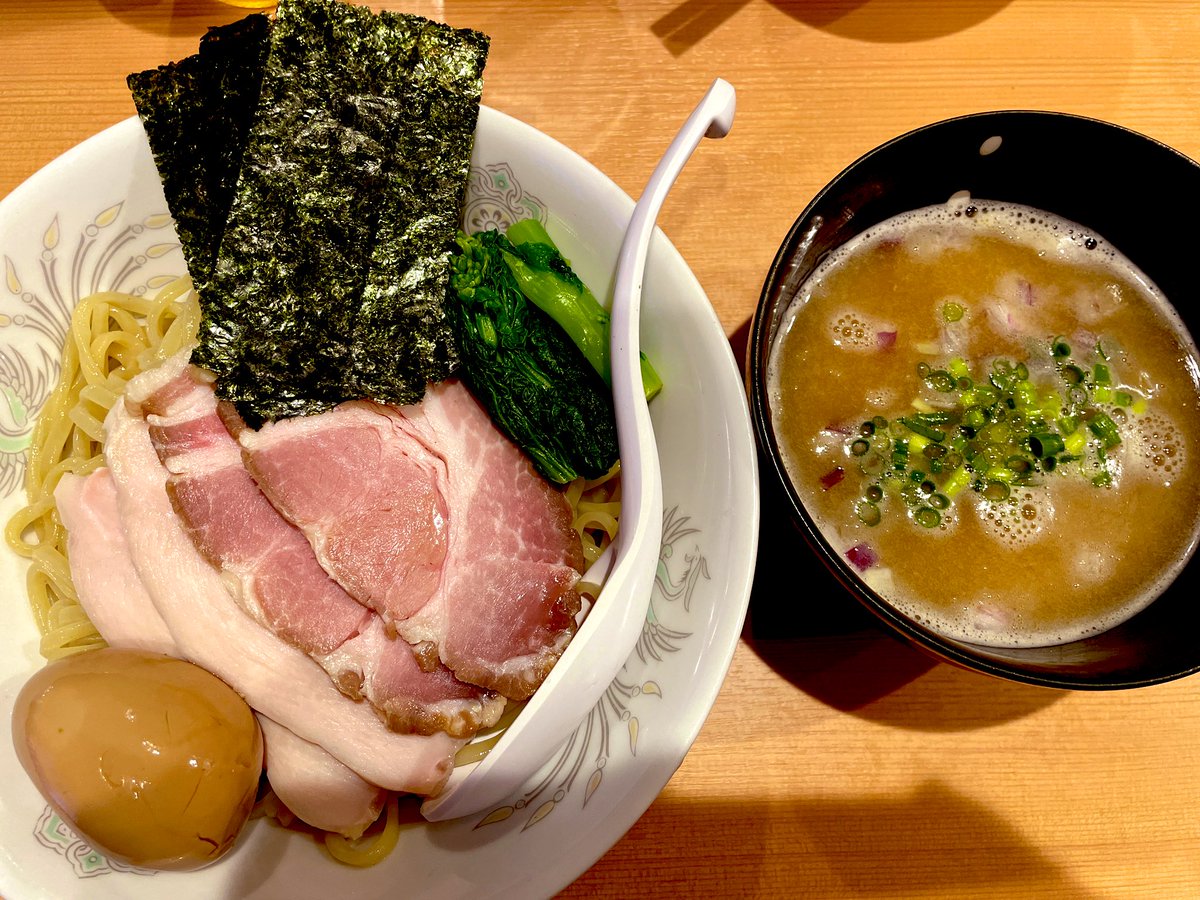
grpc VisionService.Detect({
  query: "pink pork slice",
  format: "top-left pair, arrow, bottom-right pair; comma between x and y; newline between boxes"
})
55,469 -> 178,657
102,401 -> 457,794
55,468 -> 394,829
257,714 -> 387,839
130,359 -> 502,739
241,378 -> 585,701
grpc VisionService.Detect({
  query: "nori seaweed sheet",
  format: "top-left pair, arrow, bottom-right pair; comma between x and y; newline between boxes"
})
195,0 -> 490,425
127,15 -> 272,289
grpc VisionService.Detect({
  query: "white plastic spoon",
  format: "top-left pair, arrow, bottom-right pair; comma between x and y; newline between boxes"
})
422,77 -> 737,822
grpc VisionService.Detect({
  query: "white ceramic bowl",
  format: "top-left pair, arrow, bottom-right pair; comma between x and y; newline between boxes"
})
0,106 -> 759,898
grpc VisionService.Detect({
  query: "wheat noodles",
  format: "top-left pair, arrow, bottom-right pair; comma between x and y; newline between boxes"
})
6,278 -> 200,660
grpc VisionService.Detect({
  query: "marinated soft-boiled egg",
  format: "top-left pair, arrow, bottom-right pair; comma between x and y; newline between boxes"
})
11,648 -> 263,870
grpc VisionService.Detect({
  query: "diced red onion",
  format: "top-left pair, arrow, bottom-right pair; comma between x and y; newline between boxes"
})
846,542 -> 877,571
820,466 -> 846,490
876,330 -> 897,350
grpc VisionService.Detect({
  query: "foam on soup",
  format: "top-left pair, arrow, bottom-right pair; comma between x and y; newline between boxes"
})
768,198 -> 1200,648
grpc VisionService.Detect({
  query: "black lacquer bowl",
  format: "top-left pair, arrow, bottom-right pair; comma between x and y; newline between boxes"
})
748,110 -> 1200,689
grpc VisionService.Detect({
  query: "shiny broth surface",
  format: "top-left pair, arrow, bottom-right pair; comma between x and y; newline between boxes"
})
768,200 -> 1200,647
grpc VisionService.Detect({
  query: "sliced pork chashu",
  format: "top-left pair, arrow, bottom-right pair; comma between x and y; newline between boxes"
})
128,357 -> 503,739
240,378 -> 586,700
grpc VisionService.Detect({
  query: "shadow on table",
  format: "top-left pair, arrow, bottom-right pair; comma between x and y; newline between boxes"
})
95,0 -> 266,38
726,317 -> 1060,727
558,779 -> 1106,899
651,0 -> 1016,56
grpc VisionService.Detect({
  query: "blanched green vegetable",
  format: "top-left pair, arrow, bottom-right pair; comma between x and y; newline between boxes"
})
504,218 -> 663,400
449,230 -> 619,483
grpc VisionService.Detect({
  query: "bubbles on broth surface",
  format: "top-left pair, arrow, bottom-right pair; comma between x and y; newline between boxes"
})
830,311 -> 890,351
976,487 -> 1053,550
1125,410 -> 1187,482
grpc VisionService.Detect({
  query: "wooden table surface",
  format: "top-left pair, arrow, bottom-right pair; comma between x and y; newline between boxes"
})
3,1 -> 1199,897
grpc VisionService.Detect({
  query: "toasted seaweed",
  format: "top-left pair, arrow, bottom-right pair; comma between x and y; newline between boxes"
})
194,0 -> 490,425
127,14 -> 271,288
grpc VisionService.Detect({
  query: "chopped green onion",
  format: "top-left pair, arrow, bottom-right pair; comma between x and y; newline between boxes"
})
1029,432 -> 1065,458
986,466 -> 1016,484
837,338 -> 1135,530
943,465 -> 972,497
924,369 -> 956,392
1088,411 -> 1122,449
990,368 -> 1015,393
982,480 -> 1011,502
856,500 -> 882,526
860,452 -> 886,476
942,301 -> 965,323
1006,455 -> 1034,475
962,407 -> 986,429
899,416 -> 947,442
914,507 -> 941,528
1061,364 -> 1085,386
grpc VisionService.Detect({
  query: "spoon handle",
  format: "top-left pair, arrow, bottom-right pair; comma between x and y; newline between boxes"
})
421,78 -> 736,822
609,77 -> 736,560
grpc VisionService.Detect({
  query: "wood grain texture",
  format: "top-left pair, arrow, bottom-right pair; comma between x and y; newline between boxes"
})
3,1 -> 1199,897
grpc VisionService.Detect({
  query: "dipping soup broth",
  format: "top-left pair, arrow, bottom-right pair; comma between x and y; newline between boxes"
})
768,199 -> 1200,648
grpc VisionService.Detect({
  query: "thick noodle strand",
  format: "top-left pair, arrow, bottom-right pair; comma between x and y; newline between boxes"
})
6,278 -> 200,659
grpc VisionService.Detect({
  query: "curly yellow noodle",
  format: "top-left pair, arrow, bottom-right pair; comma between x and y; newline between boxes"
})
565,462 -> 622,566
323,795 -> 403,867
6,277 -> 200,660
79,382 -> 120,412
